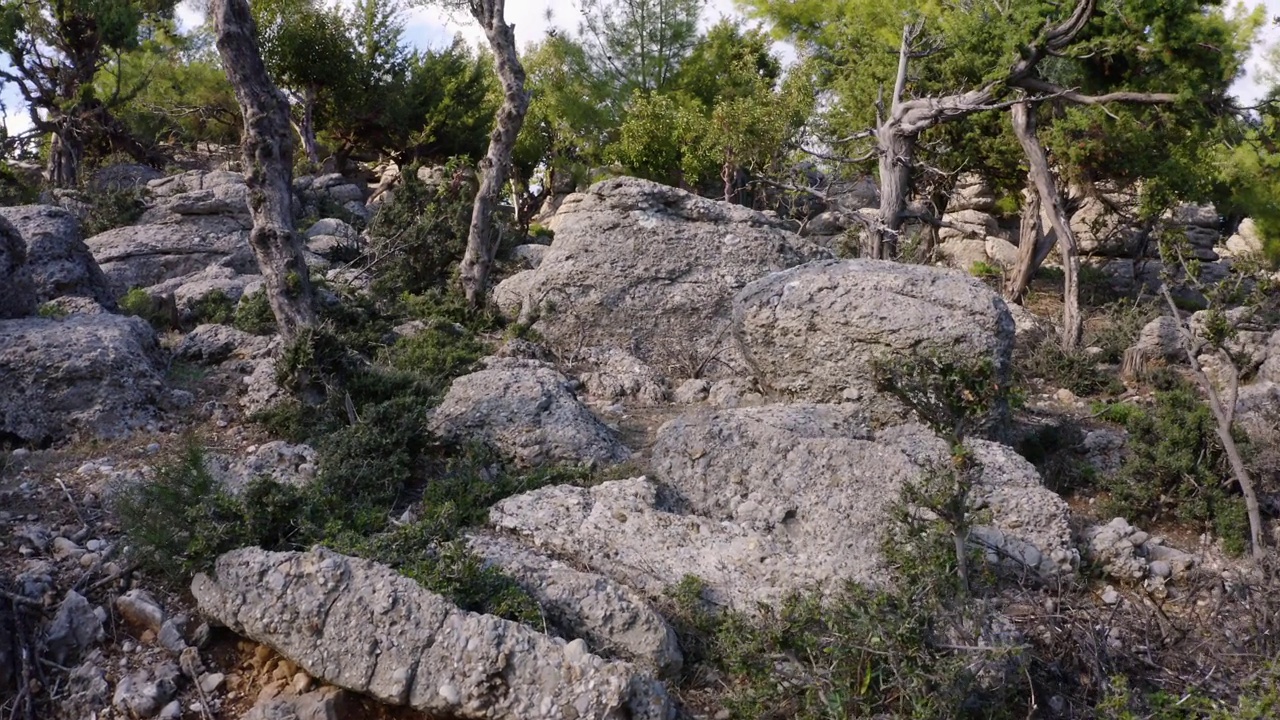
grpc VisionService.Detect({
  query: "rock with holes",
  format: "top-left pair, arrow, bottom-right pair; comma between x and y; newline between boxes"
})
0,313 -> 164,444
432,357 -> 630,467
86,215 -> 255,295
205,441 -> 318,494
492,404 -> 1075,611
0,205 -> 114,308
466,532 -> 682,673
732,259 -> 1015,412
192,547 -> 673,720
492,177 -> 821,380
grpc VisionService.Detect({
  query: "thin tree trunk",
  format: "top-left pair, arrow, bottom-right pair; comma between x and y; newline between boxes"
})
46,117 -> 83,189
1010,101 -> 1082,349
1159,286 -> 1265,558
871,25 -> 916,260
300,87 -> 320,166
213,0 -> 316,343
1005,182 -> 1061,302
459,0 -> 530,307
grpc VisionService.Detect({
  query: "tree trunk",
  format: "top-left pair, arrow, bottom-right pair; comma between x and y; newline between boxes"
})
1005,182 -> 1061,302
874,127 -> 913,260
1010,101 -> 1082,349
459,0 -> 530,307
299,87 -> 320,166
213,0 -> 316,343
46,116 -> 83,189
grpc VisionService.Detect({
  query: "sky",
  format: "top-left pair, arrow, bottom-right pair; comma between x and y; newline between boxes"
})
4,0 -> 1280,136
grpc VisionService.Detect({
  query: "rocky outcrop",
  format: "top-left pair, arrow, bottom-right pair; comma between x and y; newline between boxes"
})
0,205 -> 114,308
732,259 -> 1014,410
87,214 -> 254,294
466,532 -> 682,673
0,313 -> 164,444
174,323 -> 274,364
491,404 -> 1074,610
191,547 -> 672,720
205,441 -> 318,495
492,177 -> 820,380
432,358 -> 631,467
0,215 -> 35,318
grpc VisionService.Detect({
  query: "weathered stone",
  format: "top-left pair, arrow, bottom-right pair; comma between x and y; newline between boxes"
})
467,532 -> 683,672
174,324 -> 274,364
0,205 -> 114,307
113,662 -> 180,719
937,238 -> 990,271
576,349 -> 670,405
732,259 -> 1014,409
985,236 -> 1020,270
0,313 -> 163,444
493,404 -> 1074,610
244,686 -> 356,720
510,243 -> 549,269
432,357 -> 631,467
0,215 -> 35,318
1224,218 -> 1264,258
45,591 -> 103,665
143,264 -> 262,317
205,441 -> 318,495
87,215 -> 255,294
1121,316 -> 1184,379
117,589 -> 166,633
492,177 -> 818,380
192,547 -> 672,720
89,163 -> 163,192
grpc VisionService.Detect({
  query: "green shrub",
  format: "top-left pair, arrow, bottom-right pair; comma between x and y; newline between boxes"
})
367,159 -> 476,297
118,287 -> 173,330
1097,383 -> 1250,554
1015,340 -> 1125,397
83,187 -> 147,236
233,290 -> 277,335
190,289 -> 236,326
1085,299 -> 1158,364
969,260 -> 1002,280
527,222 -> 554,241
36,302 -> 68,319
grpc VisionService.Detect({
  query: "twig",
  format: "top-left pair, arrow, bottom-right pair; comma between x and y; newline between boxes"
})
55,478 -> 89,529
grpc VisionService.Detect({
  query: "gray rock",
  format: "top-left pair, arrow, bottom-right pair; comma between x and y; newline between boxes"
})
305,218 -> 358,242
467,532 -> 682,673
174,324 -> 274,364
493,405 -> 1074,610
205,441 -> 318,494
510,243 -> 549,269
89,163 -> 164,192
0,215 -> 35,318
61,651 -> 112,719
937,238 -> 989,270
673,379 -> 710,404
45,591 -> 103,665
985,236 -> 1020,270
87,215 -> 255,294
0,205 -> 114,307
113,662 -> 180,719
1122,316 -> 1184,379
577,349 -> 670,405
192,547 -> 672,720
492,177 -> 819,380
1224,218 -> 1263,257
432,358 -> 631,467
0,313 -> 164,444
117,588 -> 166,633
326,183 -> 365,204
144,265 -> 262,317
733,259 -> 1014,413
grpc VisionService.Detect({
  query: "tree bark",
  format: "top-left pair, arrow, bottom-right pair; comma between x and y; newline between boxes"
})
1159,286 -> 1265,559
1010,101 -> 1082,349
298,87 -> 320,166
213,0 -> 317,343
458,0 -> 530,307
46,118 -> 83,189
1005,181 -> 1061,302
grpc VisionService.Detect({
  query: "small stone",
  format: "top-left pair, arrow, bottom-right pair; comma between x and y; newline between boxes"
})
86,539 -> 103,552
1101,586 -> 1121,605
158,700 -> 182,720
77,462 -> 96,475
11,448 -> 29,459
51,536 -> 84,560
1149,560 -> 1172,579
564,638 -> 590,663
1128,531 -> 1149,546
199,672 -> 226,694
291,672 -> 311,694
79,553 -> 100,568
1054,388 -> 1077,404
146,443 -> 161,454
116,589 -> 165,633
158,620 -> 188,655
438,683 -> 461,705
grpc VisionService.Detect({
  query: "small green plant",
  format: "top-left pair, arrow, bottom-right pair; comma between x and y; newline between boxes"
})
233,290 -> 277,335
190,289 -> 236,326
118,287 -> 174,330
969,260 -> 1003,280
36,302 -> 68,319
1016,339 -> 1125,397
527,222 -> 554,241
83,186 -> 147,236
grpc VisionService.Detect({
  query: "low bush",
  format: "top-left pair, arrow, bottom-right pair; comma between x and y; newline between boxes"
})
118,287 -> 175,330
190,289 -> 236,326
233,290 -> 276,335
83,187 -> 147,236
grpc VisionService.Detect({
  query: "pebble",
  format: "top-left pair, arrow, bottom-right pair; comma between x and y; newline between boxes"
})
79,553 -> 100,568
291,672 -> 311,694
146,443 -> 161,454
1101,586 -> 1121,605
1128,531 -> 1149,546
51,536 -> 84,560
11,448 -> 29,459
158,700 -> 182,720
1149,560 -> 1172,579
1055,388 -> 1077,404
199,672 -> 226,694
86,539 -> 104,552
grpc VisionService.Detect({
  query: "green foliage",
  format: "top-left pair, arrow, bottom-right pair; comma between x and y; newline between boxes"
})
578,0 -> 702,97
0,164 -> 38,204
1095,382 -> 1250,554
367,160 -> 477,296
233,290 -> 277,336
36,302 -> 68,320
118,287 -> 170,330
190,290 -> 235,326
870,352 -> 1009,442
82,187 -> 146,236
1016,340 -> 1125,398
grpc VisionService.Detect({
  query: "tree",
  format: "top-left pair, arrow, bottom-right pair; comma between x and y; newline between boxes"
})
212,0 -> 316,341
429,0 -> 529,306
578,0 -> 704,103
0,0 -> 180,186
255,0 -> 358,164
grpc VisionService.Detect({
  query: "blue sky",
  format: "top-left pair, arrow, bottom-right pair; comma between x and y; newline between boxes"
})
4,0 -> 1279,136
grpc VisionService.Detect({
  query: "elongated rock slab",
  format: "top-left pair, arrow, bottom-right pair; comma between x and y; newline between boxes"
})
192,547 -> 671,720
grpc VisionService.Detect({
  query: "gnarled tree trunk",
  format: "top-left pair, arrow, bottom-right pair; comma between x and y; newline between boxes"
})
458,0 -> 530,307
1011,101 -> 1082,349
213,0 -> 316,342
46,117 -> 83,189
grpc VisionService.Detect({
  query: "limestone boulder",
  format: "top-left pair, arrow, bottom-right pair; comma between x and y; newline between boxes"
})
431,357 -> 631,467
87,215 -> 254,294
0,205 -> 114,307
0,313 -> 164,444
0,215 -> 35,318
732,259 -> 1014,408
492,177 -> 819,379
191,547 -> 672,720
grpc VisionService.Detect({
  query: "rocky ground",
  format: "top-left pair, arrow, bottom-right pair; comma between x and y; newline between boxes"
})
2,163 -> 1280,719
